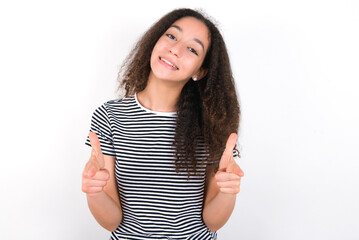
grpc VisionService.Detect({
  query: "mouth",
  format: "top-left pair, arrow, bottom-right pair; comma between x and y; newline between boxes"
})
159,57 -> 179,70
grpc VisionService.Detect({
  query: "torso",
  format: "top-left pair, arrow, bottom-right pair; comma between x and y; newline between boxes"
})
89,94 -> 217,239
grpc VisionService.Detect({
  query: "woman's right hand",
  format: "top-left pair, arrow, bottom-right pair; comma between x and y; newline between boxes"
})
82,132 -> 110,194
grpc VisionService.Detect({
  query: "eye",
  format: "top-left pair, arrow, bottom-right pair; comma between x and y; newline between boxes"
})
188,47 -> 198,56
166,33 -> 176,40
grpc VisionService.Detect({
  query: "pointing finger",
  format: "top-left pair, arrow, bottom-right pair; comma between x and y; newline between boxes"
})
86,168 -> 110,181
227,161 -> 244,177
85,159 -> 100,178
215,171 -> 241,182
87,164 -> 98,178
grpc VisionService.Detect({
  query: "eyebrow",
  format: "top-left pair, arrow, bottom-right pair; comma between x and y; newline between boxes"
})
170,25 -> 205,51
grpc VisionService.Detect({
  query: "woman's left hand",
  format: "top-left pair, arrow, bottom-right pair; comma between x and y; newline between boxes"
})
215,133 -> 244,194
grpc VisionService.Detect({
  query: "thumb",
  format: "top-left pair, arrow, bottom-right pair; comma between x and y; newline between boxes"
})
219,133 -> 238,170
88,132 -> 105,169
86,151 -> 101,178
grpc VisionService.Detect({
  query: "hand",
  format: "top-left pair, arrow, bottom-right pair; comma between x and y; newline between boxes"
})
82,132 -> 110,194
215,133 -> 244,194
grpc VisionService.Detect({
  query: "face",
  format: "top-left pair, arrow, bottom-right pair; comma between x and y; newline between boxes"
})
149,17 -> 210,84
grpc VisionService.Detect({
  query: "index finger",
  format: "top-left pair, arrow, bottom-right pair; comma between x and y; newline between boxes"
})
227,159 -> 245,177
89,132 -> 102,157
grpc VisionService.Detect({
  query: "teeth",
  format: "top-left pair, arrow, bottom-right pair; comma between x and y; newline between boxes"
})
161,57 -> 178,69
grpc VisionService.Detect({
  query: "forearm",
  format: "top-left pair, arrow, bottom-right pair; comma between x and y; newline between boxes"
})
202,192 -> 236,232
87,191 -> 123,232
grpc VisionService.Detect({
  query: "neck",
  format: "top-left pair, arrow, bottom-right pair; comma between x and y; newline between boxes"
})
137,72 -> 187,112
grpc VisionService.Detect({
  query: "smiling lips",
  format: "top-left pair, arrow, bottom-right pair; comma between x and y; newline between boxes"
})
159,57 -> 179,70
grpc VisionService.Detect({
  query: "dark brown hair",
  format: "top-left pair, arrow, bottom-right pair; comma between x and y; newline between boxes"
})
117,8 -> 240,175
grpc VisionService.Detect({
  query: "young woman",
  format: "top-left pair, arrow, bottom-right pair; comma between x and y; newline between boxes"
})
82,8 -> 244,240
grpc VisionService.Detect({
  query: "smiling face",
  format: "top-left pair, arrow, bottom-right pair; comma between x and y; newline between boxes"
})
149,17 -> 210,84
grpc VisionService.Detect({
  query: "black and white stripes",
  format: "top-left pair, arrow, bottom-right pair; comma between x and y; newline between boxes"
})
85,94 -> 217,240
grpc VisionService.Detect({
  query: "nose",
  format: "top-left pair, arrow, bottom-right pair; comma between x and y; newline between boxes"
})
169,42 -> 184,57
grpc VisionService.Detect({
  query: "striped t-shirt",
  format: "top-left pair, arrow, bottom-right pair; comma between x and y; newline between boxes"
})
85,94 -> 236,239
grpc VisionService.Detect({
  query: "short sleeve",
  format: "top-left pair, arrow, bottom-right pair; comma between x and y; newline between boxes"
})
85,103 -> 116,157
232,147 -> 241,162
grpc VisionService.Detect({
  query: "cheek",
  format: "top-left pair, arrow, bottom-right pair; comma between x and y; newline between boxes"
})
150,40 -> 167,61
153,37 -> 167,51
150,42 -> 162,63
183,57 -> 203,73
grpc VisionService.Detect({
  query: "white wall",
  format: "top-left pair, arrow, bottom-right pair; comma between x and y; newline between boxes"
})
1,0 -> 358,239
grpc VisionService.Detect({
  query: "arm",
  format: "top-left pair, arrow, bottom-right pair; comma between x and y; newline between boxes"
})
202,133 -> 244,232
82,133 -> 122,232
202,165 -> 237,232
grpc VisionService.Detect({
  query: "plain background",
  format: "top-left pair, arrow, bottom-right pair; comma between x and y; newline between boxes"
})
1,0 -> 358,239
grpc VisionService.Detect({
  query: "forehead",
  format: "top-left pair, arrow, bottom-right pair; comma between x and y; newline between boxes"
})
170,17 -> 210,49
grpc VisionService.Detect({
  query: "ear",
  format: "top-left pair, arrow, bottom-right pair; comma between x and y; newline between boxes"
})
192,68 -> 208,81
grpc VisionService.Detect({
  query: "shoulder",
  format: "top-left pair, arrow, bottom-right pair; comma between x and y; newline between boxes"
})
102,96 -> 127,108
96,95 -> 135,113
